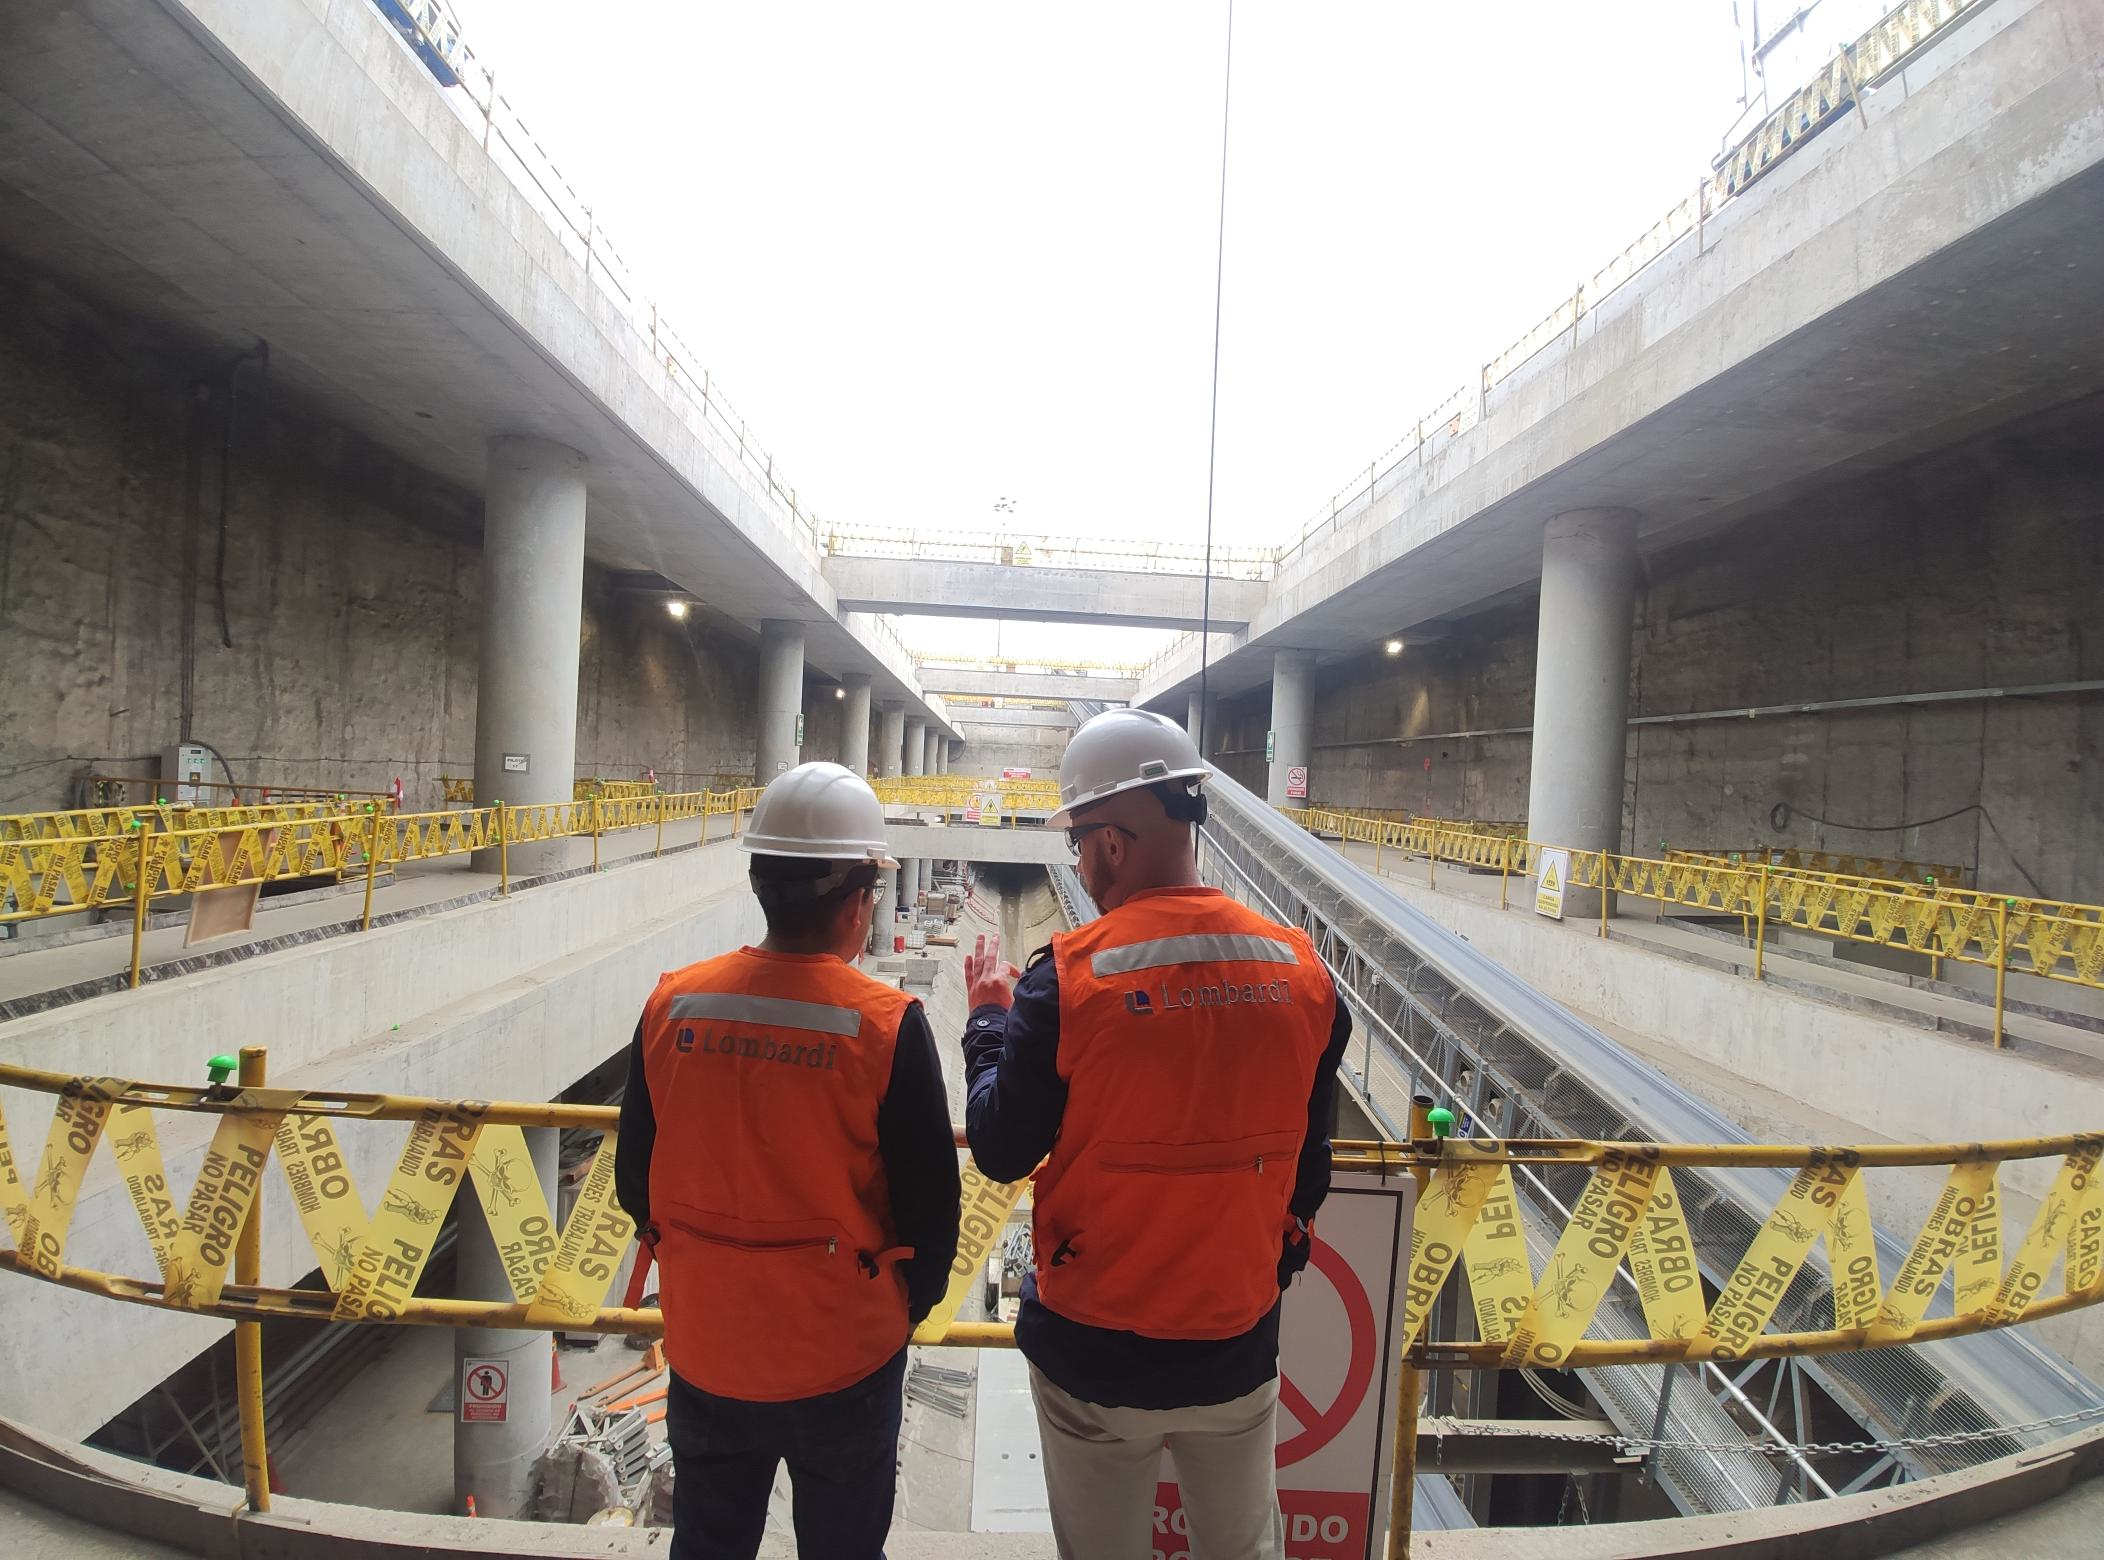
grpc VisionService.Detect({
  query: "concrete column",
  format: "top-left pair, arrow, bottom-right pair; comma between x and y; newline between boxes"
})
1265,651 -> 1314,809
1524,508 -> 1639,918
1186,690 -> 1221,757
903,717 -> 926,777
455,1126 -> 559,1517
755,620 -> 806,781
934,738 -> 949,775
871,866 -> 898,955
878,704 -> 906,779
840,675 -> 872,775
472,437 -> 587,876
922,726 -> 940,776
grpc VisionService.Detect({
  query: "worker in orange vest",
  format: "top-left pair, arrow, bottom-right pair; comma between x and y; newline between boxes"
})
964,709 -> 1350,1560
615,761 -> 961,1560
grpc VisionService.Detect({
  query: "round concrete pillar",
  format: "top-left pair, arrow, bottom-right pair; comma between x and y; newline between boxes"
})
921,726 -> 940,777
933,737 -> 949,775
1265,651 -> 1314,809
878,704 -> 907,779
840,675 -> 873,775
755,620 -> 806,781
903,717 -> 926,777
1186,690 -> 1221,758
454,1126 -> 558,1517
1524,508 -> 1639,918
473,437 -> 587,876
871,865 -> 898,956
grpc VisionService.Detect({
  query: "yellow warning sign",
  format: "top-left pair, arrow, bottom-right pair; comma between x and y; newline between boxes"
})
1625,1167 -> 1704,1345
1869,1158 -> 1997,1344
1533,848 -> 1569,920
913,1157 -> 1029,1344
1461,1165 -> 1534,1343
0,1092 -> 30,1247
1690,1156 -> 1856,1361
1501,1148 -> 1661,1366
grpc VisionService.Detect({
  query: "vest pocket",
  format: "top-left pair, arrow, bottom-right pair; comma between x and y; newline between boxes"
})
1097,1129 -> 1303,1178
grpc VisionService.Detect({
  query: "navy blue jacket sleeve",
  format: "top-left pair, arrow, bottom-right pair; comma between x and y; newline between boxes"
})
964,954 -> 1065,1184
1278,990 -> 1353,1286
614,1021 -> 655,1234
878,1001 -> 964,1324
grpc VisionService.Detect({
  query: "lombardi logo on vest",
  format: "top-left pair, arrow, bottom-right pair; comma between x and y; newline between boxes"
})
1124,990 -> 1155,1016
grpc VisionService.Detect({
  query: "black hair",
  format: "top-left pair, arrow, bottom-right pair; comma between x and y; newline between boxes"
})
749,856 -> 879,942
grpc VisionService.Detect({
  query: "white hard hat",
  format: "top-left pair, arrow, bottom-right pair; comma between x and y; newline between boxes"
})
742,762 -> 900,871
1051,709 -> 1212,827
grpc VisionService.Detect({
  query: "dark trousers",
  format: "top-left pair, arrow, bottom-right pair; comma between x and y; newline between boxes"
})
665,1348 -> 906,1560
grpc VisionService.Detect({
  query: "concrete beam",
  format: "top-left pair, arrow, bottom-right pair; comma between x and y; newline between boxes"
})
884,823 -> 1066,865
824,557 -> 1267,631
918,668 -> 1139,702
949,705 -> 1078,729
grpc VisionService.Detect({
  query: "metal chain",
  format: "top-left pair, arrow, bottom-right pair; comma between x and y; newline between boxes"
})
1443,1405 -> 2104,1461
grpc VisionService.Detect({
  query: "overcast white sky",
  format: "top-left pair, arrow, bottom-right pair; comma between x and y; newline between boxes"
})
443,2 -> 1863,665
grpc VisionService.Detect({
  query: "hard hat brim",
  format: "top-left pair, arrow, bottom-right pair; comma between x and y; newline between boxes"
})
1047,764 -> 1211,829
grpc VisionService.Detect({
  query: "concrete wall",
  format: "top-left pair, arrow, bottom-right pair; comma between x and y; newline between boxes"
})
950,718 -> 1069,778
1216,398 -> 2104,902
0,255 -> 761,813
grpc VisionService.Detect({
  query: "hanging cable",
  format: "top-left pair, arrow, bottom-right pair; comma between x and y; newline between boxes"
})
1195,0 -> 1234,760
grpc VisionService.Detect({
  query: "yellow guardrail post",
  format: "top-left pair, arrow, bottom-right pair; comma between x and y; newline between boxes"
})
591,796 -> 602,873
234,1045 -> 271,1512
1994,900 -> 2010,1049
1599,851 -> 1611,939
1753,864 -> 1770,980
498,804 -> 511,896
1498,834 -> 1512,910
128,818 -> 154,989
360,809 -> 382,932
1389,1095 -> 1434,1559
654,794 -> 665,858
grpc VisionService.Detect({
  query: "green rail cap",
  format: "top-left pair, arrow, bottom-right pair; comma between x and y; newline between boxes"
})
206,1054 -> 237,1086
1426,1107 -> 1456,1139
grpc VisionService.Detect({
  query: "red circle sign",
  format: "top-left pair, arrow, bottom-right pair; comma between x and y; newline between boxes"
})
1274,1236 -> 1377,1467
466,1364 -> 507,1402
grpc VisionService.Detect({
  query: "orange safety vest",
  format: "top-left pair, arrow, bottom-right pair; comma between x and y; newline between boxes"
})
1036,886 -> 1337,1339
640,947 -> 915,1401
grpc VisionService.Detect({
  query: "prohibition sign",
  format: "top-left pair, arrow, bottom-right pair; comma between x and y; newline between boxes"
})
462,1359 -> 509,1422
1275,1236 -> 1377,1467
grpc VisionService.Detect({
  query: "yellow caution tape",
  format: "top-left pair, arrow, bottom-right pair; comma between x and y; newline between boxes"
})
470,1125 -> 558,1303
1953,1171 -> 2003,1318
332,1102 -> 485,1321
1625,1168 -> 1704,1345
1870,1158 -> 1997,1343
1461,1165 -> 1534,1344
275,1114 -> 373,1290
1405,1156 -> 1505,1346
15,1075 -> 127,1279
162,1093 -> 292,1309
2071,1158 -> 2104,1297
1691,1157 -> 1857,1361
913,1157 -> 1029,1345
1825,1169 -> 1881,1330
523,1132 -> 633,1328
1502,1149 -> 1662,1366
109,1105 -> 183,1277
0,1092 -> 27,1246
1987,1135 -> 2104,1325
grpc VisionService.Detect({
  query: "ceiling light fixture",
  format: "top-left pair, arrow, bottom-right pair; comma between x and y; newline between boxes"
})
1383,638 -> 1404,656
666,600 -> 689,620
834,687 -> 846,700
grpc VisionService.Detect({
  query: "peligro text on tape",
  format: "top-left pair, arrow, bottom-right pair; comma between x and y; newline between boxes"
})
1690,1154 -> 1857,1362
333,1101 -> 485,1321
0,1092 -> 29,1246
17,1075 -> 128,1280
523,1132 -> 632,1327
1826,1170 -> 1881,1330
1460,1165 -> 1531,1344
1402,1152 -> 1502,1346
913,1157 -> 1028,1345
109,1104 -> 182,1277
2069,1160 -> 2104,1295
1953,1171 -> 2003,1318
470,1124 -> 558,1303
275,1114 -> 371,1290
1501,1147 -> 1661,1367
163,1095 -> 290,1309
1870,1158 -> 1998,1343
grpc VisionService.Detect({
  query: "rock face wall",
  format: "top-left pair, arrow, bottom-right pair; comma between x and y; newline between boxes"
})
0,254 -> 765,815
1214,395 -> 2104,902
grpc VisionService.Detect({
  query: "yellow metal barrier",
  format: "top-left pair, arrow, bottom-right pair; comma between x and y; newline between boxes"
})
0,798 -> 342,845
871,774 -> 1063,820
1292,809 -> 2104,1009
1672,847 -> 1966,889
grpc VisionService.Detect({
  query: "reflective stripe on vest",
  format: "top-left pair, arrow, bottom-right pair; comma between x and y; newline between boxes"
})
642,949 -> 914,1401
1038,887 -> 1336,1340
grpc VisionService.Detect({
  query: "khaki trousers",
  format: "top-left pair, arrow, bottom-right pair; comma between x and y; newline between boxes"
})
1029,1366 -> 1284,1560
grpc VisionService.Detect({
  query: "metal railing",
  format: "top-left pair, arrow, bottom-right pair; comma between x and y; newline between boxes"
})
825,525 -> 1280,580
1283,806 -> 2104,1040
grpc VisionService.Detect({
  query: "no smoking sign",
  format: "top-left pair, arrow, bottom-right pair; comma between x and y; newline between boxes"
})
1154,1177 -> 1416,1560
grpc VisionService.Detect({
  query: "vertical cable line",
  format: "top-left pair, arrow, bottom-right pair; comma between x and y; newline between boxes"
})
1196,0 -> 1234,759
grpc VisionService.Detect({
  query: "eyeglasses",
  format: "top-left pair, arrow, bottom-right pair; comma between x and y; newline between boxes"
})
1064,821 -> 1136,858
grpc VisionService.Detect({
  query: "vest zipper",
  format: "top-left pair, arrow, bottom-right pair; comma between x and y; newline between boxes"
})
668,1217 -> 840,1258
1100,1154 -> 1267,1176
